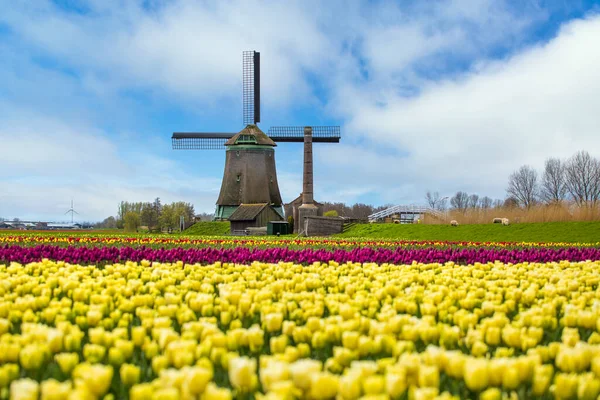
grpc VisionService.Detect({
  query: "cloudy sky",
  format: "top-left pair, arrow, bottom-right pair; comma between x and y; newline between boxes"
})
1,0 -> 599,222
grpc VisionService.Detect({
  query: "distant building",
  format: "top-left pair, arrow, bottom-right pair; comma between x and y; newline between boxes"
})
47,223 -> 82,230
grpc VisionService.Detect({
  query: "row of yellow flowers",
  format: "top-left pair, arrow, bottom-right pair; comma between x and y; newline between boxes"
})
1,232 -> 598,249
1,259 -> 600,399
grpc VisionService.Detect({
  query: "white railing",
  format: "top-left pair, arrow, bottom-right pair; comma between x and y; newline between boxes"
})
367,205 -> 446,222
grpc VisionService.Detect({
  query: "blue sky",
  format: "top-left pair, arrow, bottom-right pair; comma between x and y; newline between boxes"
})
1,0 -> 599,222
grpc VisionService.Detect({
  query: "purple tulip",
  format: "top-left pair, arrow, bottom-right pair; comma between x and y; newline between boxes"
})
1,244 -> 600,265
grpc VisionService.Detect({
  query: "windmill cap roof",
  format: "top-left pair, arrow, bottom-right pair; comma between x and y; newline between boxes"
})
225,124 -> 276,146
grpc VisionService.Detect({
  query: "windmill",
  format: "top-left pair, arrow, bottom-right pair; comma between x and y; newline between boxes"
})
65,199 -> 79,223
172,51 -> 341,227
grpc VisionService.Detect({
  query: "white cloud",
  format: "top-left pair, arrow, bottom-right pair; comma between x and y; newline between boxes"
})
0,0 -> 338,110
0,106 -> 222,221
1,0 -> 598,219
329,14 -> 600,203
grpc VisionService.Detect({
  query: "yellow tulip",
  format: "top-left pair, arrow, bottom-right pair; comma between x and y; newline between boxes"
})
463,359 -> 488,392
10,378 -> 39,400
501,364 -> 520,390
385,372 -> 407,399
362,375 -> 385,395
309,372 -> 339,400
552,373 -> 578,400
120,363 -> 141,386
19,343 -> 46,371
418,365 -> 439,389
290,359 -> 322,391
531,364 -> 553,396
151,387 -> 179,400
228,356 -> 257,392
40,379 -> 71,400
184,366 -> 213,395
201,383 -> 232,400
338,372 -> 362,400
478,388 -> 502,400
577,374 -> 600,400
265,313 -> 284,333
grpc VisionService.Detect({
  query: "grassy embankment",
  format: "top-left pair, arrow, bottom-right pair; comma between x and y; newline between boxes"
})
182,221 -> 230,236
336,221 -> 600,243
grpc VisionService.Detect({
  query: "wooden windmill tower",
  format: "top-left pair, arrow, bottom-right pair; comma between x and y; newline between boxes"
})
172,51 -> 341,228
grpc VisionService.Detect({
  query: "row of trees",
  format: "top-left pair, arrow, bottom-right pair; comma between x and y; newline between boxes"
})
97,198 -> 195,232
507,150 -> 600,208
425,150 -> 600,214
425,191 -> 506,212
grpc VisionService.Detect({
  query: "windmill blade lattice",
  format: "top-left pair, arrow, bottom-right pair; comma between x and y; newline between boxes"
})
267,126 -> 341,143
172,133 -> 235,150
243,51 -> 260,125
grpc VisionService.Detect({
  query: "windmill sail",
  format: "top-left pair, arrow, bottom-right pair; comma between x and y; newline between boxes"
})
243,51 -> 260,125
172,133 -> 234,150
267,126 -> 341,143
172,126 -> 340,149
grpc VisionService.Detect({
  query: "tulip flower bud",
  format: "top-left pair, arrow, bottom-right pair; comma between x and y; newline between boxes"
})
83,344 -> 106,364
130,383 -> 154,400
131,327 -> 146,347
309,372 -> 339,400
553,373 -> 578,399
338,372 -> 362,400
479,388 -> 502,400
19,344 -> 46,371
151,387 -> 179,400
229,357 -> 257,392
463,359 -> 488,392
203,382 -> 232,400
64,333 -> 82,352
40,378 -> 71,400
54,353 -> 79,376
151,355 -> 169,375
577,374 -> 600,400
185,366 -> 212,395
418,365 -> 439,389
362,375 -> 384,395
264,313 -> 283,333
0,319 -> 10,335
120,364 -> 141,387
10,379 -> 39,400
108,347 -> 125,367
269,335 -> 288,355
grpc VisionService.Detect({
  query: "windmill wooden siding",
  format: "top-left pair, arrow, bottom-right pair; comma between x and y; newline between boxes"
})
228,203 -> 283,233
217,148 -> 282,206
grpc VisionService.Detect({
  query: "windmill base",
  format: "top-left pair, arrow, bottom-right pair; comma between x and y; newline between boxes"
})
298,204 -> 319,235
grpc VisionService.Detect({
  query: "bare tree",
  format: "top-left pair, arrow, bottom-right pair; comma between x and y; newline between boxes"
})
507,165 -> 539,208
468,194 -> 480,209
541,157 -> 567,204
479,196 -> 493,209
438,197 -> 448,211
450,191 -> 469,212
504,197 -> 519,209
425,191 -> 446,210
564,150 -> 600,206
492,199 -> 504,208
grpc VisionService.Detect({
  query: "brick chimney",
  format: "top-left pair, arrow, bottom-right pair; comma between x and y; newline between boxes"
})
302,127 -> 314,205
297,126 -> 319,234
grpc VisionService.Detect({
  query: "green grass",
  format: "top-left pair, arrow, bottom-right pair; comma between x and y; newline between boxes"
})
336,221 -> 600,243
183,221 -> 230,236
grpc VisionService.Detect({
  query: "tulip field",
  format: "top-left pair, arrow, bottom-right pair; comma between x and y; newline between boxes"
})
1,232 -> 600,399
